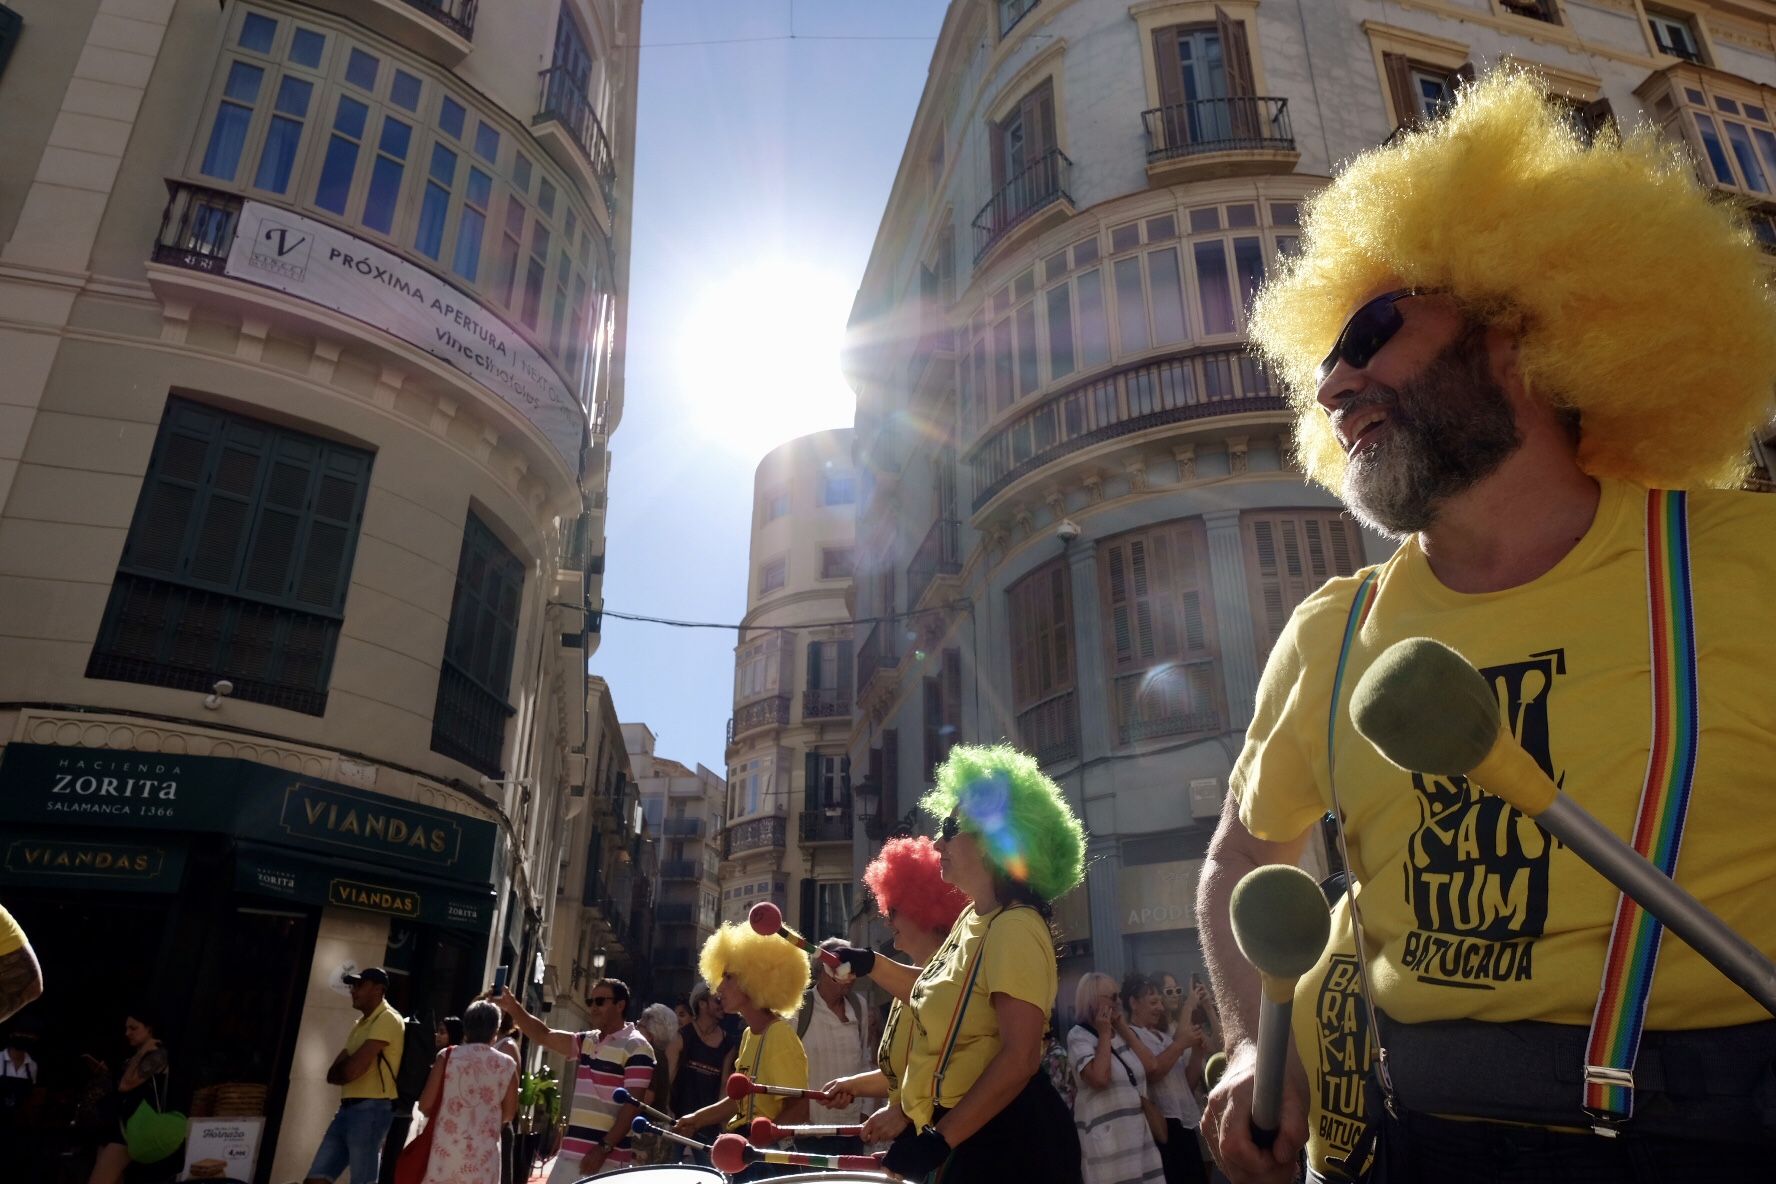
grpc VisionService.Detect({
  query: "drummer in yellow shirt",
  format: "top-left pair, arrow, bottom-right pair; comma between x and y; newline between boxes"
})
824,745 -> 1087,1183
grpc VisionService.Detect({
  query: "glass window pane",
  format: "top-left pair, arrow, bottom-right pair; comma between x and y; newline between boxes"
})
365,156 -> 405,234
474,122 -> 500,163
1046,286 -> 1075,380
538,177 -> 556,217
1189,207 -> 1220,233
1113,256 -> 1148,354
1270,202 -> 1299,226
345,48 -> 378,92
201,102 -> 254,180
440,96 -> 465,140
273,75 -> 311,117
993,318 -> 1013,412
391,69 -> 422,112
333,94 -> 367,139
1233,236 -> 1265,318
417,183 -> 450,259
290,28 -> 325,67
253,115 -> 304,192
1226,203 -> 1258,228
223,60 -> 264,103
1725,121 -> 1768,192
378,116 -> 412,159
1016,301 -> 1039,397
514,154 -> 532,193
239,12 -> 276,53
1077,268 -> 1110,370
1111,223 -> 1140,253
1753,128 -> 1776,182
466,167 -> 491,206
1148,247 -> 1187,345
315,135 -> 359,214
428,142 -> 457,185
1694,114 -> 1737,185
1194,240 -> 1236,334
1073,237 -> 1099,267
523,257 -> 546,327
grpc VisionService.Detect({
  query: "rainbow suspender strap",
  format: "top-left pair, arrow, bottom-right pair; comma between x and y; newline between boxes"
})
1581,488 -> 1700,1125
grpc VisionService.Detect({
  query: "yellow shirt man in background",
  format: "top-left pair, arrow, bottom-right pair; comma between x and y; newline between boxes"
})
303,967 -> 404,1184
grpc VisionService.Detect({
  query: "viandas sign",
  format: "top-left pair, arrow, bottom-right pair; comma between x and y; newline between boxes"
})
224,202 -> 584,467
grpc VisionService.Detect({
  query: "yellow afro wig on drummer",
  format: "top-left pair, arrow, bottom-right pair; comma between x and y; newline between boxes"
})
922,744 -> 1085,904
1249,69 -> 1776,490
699,922 -> 810,1019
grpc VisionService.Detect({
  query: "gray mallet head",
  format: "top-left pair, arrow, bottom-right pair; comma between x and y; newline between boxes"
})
1229,865 -> 1332,980
1350,637 -> 1499,777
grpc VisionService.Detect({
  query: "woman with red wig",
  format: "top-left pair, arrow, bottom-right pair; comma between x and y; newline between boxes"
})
819,835 -> 968,1144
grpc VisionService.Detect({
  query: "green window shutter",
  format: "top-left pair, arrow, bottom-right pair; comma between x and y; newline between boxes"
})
445,514 -> 524,702
804,751 -> 819,813
0,8 -> 21,84
836,641 -> 853,697
799,877 -> 816,938
122,401 -> 223,578
294,446 -> 372,612
806,640 -> 822,691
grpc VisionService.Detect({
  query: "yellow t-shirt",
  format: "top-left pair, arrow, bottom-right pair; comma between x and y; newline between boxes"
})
877,998 -> 911,1106
342,1000 -> 405,1100
1293,899 -> 1374,1178
0,906 -> 25,956
899,904 -> 1057,1128
728,1018 -> 808,1129
1236,478 -> 1776,1030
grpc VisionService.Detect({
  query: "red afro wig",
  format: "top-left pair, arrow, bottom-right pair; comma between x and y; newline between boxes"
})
863,836 -> 969,937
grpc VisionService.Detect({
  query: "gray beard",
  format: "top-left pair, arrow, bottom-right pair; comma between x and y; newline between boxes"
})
1340,332 -> 1521,539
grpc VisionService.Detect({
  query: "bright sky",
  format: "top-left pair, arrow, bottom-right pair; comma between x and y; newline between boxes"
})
591,0 -> 950,775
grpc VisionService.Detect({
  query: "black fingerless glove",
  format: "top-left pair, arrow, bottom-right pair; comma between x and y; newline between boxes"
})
883,1125 -> 951,1177
831,943 -> 876,977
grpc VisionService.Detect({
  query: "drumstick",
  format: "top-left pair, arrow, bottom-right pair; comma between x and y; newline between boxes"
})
726,1072 -> 834,1103
630,1116 -> 710,1152
748,901 -> 841,967
710,1132 -> 884,1175
610,1086 -> 672,1126
750,1116 -> 866,1144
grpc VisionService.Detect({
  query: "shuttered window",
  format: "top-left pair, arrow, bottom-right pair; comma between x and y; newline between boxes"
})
431,512 -> 524,775
1241,510 -> 1364,661
87,398 -> 372,715
1008,560 -> 1078,765
1098,519 -> 1223,745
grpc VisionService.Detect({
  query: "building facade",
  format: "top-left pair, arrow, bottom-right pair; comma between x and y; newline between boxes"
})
721,429 -> 862,947
842,0 -> 1776,999
0,1 -> 638,1178
626,722 -> 726,1000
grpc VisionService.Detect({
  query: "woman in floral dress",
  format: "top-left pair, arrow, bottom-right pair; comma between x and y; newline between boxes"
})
418,999 -> 519,1183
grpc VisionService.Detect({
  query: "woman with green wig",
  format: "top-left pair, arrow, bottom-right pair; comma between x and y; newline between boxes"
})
824,744 -> 1087,1182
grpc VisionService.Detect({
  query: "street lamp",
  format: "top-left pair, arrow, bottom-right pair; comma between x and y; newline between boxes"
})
591,946 -> 607,976
853,778 -> 880,826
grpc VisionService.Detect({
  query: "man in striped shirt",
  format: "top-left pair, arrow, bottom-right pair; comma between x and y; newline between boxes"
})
495,977 -> 655,1179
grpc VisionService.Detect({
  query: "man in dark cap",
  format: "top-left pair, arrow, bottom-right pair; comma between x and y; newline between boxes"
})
304,968 -> 405,1184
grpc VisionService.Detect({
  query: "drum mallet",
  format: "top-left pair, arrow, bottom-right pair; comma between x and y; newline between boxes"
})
711,1132 -> 885,1175
1229,864 -> 1331,1148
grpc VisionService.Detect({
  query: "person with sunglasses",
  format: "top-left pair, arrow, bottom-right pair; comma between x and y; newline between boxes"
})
670,981 -> 739,1151
824,744 -> 1087,1183
1198,71 -> 1776,1184
493,978 -> 655,1180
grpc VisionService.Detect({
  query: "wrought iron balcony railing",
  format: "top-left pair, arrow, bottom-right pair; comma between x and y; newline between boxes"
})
972,148 -> 1071,262
967,347 -> 1283,512
854,621 -> 900,699
724,815 -> 787,859
799,809 -> 855,844
152,181 -> 242,274
1016,691 -> 1079,767
1111,658 -> 1222,745
535,66 -> 617,211
802,687 -> 852,720
1143,96 -> 1294,161
401,0 -> 476,39
906,517 -> 962,610
431,662 -> 515,776
727,694 -> 791,745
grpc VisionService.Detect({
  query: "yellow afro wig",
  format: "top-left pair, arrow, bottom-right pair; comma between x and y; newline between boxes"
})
698,921 -> 810,1019
1249,69 -> 1776,490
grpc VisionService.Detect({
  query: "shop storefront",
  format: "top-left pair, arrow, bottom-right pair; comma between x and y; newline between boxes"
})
0,743 -> 498,1184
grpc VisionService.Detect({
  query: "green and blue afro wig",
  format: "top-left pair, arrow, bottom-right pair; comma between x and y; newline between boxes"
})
921,743 -> 1086,903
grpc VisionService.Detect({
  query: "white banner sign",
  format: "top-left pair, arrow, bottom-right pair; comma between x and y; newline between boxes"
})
181,1117 -> 263,1180
224,202 -> 583,467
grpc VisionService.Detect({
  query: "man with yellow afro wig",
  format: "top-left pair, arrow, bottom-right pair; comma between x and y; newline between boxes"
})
673,922 -> 813,1159
1197,70 -> 1776,1184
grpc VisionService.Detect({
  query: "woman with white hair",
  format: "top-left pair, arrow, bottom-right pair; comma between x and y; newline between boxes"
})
632,1003 -> 684,1164
1069,971 -> 1164,1184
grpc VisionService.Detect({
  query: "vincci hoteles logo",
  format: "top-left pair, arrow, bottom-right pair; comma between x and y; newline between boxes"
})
247,217 -> 311,282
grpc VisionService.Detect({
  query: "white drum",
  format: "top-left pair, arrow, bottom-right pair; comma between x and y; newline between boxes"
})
771,1174 -> 901,1183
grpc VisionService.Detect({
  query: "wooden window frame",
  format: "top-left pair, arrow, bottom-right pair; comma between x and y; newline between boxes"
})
1240,509 -> 1365,662
759,557 -> 788,595
1097,518 -> 1224,746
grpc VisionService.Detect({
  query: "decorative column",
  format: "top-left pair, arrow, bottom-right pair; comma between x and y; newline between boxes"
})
1066,540 -> 1113,763
1085,834 -> 1125,980
1203,510 -> 1261,731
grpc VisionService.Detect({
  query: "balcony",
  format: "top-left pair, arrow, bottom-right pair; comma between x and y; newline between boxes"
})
967,347 -> 1283,513
802,687 -> 852,721
1112,658 -> 1222,745
152,181 -> 240,274
854,621 -> 900,701
799,808 -> 855,845
656,902 -> 697,924
972,148 -> 1073,264
299,0 -> 473,66
660,860 -> 701,882
908,327 -> 956,415
534,66 -> 617,219
906,517 -> 962,610
1143,97 -> 1298,181
724,816 -> 787,859
661,817 -> 705,838
1016,691 -> 1079,767
727,694 -> 791,746
431,662 -> 515,777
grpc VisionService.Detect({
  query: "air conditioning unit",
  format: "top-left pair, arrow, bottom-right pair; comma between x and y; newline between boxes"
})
553,570 -> 584,606
1189,777 -> 1224,821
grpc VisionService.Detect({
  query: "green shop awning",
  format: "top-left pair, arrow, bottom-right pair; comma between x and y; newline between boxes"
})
0,831 -> 187,893
233,842 -> 494,933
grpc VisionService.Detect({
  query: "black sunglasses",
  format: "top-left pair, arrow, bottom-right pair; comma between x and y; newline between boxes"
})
588,996 -> 613,1007
1316,289 -> 1439,384
1162,987 -> 1185,997
940,812 -> 960,842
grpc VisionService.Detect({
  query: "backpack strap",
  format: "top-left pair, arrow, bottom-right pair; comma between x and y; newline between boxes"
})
930,906 -> 1008,1101
1582,489 -> 1700,1129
